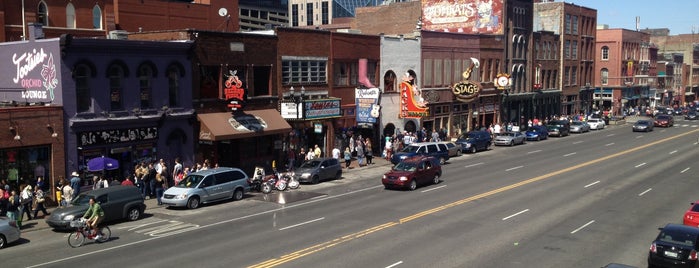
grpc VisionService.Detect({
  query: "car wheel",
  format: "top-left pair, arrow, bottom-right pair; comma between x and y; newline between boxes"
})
470,146 -> 477,154
457,150 -> 462,156
312,175 -> 320,184
335,170 -> 342,180
536,136 -> 540,141
127,207 -> 141,221
439,157 -> 446,165
187,197 -> 200,209
509,140 -> 514,146
432,174 -> 440,185
233,188 -> 244,200
409,180 -> 417,191
0,234 -> 6,249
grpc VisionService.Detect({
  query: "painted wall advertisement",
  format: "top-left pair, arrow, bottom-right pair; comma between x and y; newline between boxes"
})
422,0 -> 504,35
304,98 -> 342,120
0,38 -> 63,105
355,87 -> 381,124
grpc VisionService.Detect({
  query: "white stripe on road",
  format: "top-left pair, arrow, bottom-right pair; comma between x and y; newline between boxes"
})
584,181 -> 600,188
639,188 -> 652,196
386,261 -> 403,268
681,167 -> 691,173
506,166 -> 524,171
572,141 -> 583,144
279,217 -> 325,231
606,134 -> 615,137
635,163 -> 646,168
636,136 -> 643,139
422,185 -> 446,193
564,152 -> 577,157
527,150 -> 542,154
502,209 -> 530,221
669,150 -> 678,154
464,162 -> 484,168
605,143 -> 615,146
571,220 -> 595,234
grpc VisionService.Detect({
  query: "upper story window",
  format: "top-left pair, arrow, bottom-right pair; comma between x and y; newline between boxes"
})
138,64 -> 154,109
167,64 -> 183,107
572,16 -> 579,35
108,64 -> 125,111
601,46 -> 609,60
93,5 -> 102,29
37,1 -> 48,26
75,64 -> 92,113
291,4 -> 298,27
383,70 -> 398,93
66,3 -> 75,28
306,3 -> 313,26
564,14 -> 571,34
601,68 -> 609,85
282,57 -> 327,85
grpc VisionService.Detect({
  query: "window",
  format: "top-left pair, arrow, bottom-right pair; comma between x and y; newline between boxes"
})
423,58 -> 433,86
434,59 -> 443,86
282,57 -> 327,85
168,64 -> 182,107
564,67 -> 570,85
601,68 -> 609,85
93,5 -> 102,29
572,41 -> 578,60
321,2 -> 329,24
37,1 -> 48,26
571,67 -> 577,86
66,3 -> 75,28
601,46 -> 609,60
75,64 -> 92,113
306,3 -> 313,25
108,64 -> 125,111
565,40 -> 571,59
572,16 -> 579,35
138,64 -> 153,109
291,5 -> 298,27
564,14 -> 571,34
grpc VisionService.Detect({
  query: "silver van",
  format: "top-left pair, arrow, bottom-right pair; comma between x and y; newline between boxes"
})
161,167 -> 250,209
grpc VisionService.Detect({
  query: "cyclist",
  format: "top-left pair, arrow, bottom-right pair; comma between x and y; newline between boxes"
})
82,197 -> 104,240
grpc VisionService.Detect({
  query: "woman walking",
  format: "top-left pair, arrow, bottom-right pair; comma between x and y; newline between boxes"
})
32,186 -> 50,218
343,147 -> 352,169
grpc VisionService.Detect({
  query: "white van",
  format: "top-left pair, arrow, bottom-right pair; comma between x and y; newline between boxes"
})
161,167 -> 250,209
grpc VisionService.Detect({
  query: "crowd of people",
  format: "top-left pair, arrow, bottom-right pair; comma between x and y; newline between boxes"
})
0,177 -> 51,229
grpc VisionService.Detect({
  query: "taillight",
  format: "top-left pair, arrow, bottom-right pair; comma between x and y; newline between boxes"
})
689,250 -> 698,260
650,243 -> 657,253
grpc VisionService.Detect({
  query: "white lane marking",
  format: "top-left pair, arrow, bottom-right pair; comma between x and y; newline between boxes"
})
422,185 -> 446,193
635,163 -> 647,168
639,188 -> 652,196
464,162 -> 485,168
571,220 -> 596,234
386,261 -> 403,268
669,150 -> 678,154
605,143 -> 615,146
681,167 -> 691,173
584,181 -> 600,188
636,136 -> 643,139
502,209 -> 530,221
279,217 -> 325,231
527,150 -> 542,154
572,141 -> 583,144
606,134 -> 615,137
506,166 -> 524,171
564,152 -> 577,157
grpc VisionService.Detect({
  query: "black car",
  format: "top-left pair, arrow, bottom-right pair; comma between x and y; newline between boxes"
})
46,186 -> 146,230
686,110 -> 698,120
648,223 -> 699,268
455,130 -> 492,154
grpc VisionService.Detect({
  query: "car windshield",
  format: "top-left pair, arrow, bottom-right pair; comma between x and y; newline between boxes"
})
529,127 -> 542,132
458,132 -> 479,141
658,229 -> 697,247
71,194 -> 93,206
393,161 -> 418,172
300,160 -> 321,168
572,122 -> 583,125
178,174 -> 204,188
637,121 -> 650,125
499,133 -> 515,137
401,145 -> 420,153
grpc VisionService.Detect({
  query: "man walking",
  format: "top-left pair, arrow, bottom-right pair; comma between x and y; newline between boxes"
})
70,171 -> 81,199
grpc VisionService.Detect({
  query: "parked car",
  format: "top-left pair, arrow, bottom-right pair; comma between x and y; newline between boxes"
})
684,201 -> 699,227
391,142 -> 450,165
46,185 -> 146,230
382,156 -> 442,191
632,120 -> 654,132
546,120 -> 570,137
654,114 -> 675,127
294,157 -> 342,184
0,216 -> 20,249
455,130 -> 492,153
587,118 -> 606,130
570,121 -> 590,133
162,167 -> 250,209
493,132 -> 526,146
648,223 -> 699,268
525,125 -> 549,141
443,141 -> 462,157
686,110 -> 698,120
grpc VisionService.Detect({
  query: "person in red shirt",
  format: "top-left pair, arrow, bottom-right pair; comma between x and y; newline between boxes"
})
121,176 -> 135,186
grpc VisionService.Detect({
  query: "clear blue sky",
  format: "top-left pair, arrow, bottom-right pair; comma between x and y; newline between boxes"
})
572,0 -> 699,35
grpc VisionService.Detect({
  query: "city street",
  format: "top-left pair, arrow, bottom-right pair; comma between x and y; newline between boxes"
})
4,118 -> 699,268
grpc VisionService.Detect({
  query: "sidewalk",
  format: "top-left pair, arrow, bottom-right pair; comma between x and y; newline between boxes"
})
21,156 -> 393,233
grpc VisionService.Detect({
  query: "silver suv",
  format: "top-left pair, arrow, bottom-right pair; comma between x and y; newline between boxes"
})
294,158 -> 342,184
162,167 -> 250,209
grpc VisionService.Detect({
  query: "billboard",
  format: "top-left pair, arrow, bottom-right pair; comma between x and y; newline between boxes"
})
0,39 -> 62,105
355,87 -> 381,124
422,0 -> 504,35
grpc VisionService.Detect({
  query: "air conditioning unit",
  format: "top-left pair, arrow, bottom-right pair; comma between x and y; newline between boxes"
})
108,30 -> 129,40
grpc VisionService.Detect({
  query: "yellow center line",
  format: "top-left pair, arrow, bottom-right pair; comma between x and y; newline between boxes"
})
249,129 -> 697,268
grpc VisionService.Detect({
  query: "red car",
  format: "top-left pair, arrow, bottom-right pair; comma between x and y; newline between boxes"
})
382,156 -> 442,191
654,114 -> 674,127
684,201 -> 699,227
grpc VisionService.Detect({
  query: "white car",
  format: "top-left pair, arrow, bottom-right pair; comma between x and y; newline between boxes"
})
587,118 -> 605,130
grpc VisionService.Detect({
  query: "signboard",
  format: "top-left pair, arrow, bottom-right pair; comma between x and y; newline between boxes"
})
223,70 -> 246,112
452,81 -> 481,102
280,101 -> 303,120
355,87 -> 381,124
0,38 -> 63,105
399,79 -> 429,119
304,99 -> 342,120
422,0 -> 504,35
78,127 -> 158,146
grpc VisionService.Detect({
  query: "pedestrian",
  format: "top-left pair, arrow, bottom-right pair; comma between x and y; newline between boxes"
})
147,162 -> 156,198
136,162 -> 147,197
356,139 -> 365,167
332,147 -> 341,161
343,147 -> 352,169
287,148 -> 296,171
384,137 -> 393,161
70,171 -> 81,199
61,179 -> 73,207
306,147 -> 315,161
121,176 -> 135,186
0,188 -> 7,217
172,157 -> 184,186
154,173 -> 165,205
19,185 -> 33,221
314,144 -> 322,158
364,138 -> 373,165
298,148 -> 306,167
7,190 -> 20,228
32,186 -> 50,218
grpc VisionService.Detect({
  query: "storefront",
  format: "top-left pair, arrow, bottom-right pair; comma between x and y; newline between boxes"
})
280,98 -> 342,163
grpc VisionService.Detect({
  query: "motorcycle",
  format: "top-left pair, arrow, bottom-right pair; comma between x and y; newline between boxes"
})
250,166 -> 275,193
283,171 -> 300,190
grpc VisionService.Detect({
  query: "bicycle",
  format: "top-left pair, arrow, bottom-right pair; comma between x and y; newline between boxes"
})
67,218 -> 111,248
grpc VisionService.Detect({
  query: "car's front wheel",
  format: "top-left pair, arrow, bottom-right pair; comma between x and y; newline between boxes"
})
470,146 -> 477,154
439,157 -> 446,165
0,234 -> 7,249
408,180 -> 417,191
187,197 -> 200,209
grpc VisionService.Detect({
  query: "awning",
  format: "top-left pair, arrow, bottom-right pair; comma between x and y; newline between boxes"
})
198,109 -> 292,141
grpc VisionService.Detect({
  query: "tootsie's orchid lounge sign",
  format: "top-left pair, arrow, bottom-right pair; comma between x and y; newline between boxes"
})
0,39 -> 63,105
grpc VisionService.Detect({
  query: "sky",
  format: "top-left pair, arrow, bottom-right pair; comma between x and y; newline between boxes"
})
569,0 -> 699,35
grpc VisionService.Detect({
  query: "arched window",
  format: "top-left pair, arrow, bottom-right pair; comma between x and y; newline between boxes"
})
108,64 -> 125,111
601,46 -> 609,60
66,3 -> 75,28
37,1 -> 49,26
167,64 -> 182,107
601,68 -> 609,85
93,5 -> 102,29
75,64 -> 92,113
383,70 -> 397,93
138,64 -> 154,109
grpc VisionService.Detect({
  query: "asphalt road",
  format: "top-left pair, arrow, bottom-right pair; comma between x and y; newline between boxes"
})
4,117 -> 699,268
